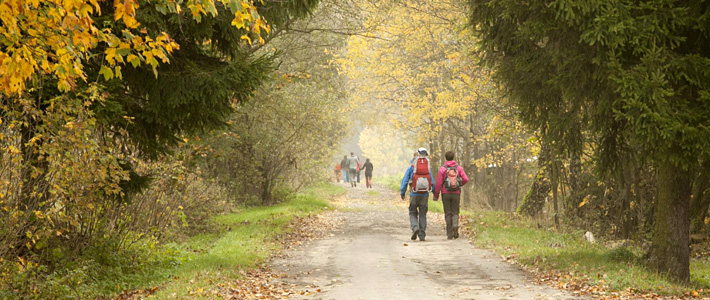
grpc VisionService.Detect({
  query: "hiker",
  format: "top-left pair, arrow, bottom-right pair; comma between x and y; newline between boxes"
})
360,158 -> 374,188
400,148 -> 435,241
340,155 -> 349,183
347,152 -> 360,187
433,151 -> 469,240
334,163 -> 342,182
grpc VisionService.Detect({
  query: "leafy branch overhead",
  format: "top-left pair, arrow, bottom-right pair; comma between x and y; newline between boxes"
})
0,0 -> 269,95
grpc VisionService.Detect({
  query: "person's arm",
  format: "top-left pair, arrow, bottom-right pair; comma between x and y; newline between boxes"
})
400,167 -> 412,199
459,166 -> 469,186
434,167 -> 444,200
428,164 -> 436,197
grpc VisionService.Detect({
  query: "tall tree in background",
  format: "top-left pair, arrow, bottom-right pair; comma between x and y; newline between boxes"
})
200,0 -> 351,205
338,0 -> 536,209
469,0 -> 710,282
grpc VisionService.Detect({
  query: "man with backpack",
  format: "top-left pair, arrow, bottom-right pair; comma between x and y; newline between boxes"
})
347,152 -> 360,187
400,148 -> 435,241
433,151 -> 469,240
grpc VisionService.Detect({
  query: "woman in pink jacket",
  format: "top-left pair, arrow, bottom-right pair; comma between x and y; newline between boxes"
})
433,151 -> 469,239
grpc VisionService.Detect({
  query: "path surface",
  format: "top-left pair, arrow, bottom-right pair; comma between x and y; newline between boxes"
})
270,181 -> 581,300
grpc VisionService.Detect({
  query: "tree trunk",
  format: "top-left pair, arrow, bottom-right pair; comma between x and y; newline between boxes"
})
567,152 -> 583,216
690,164 -> 710,233
462,134 -> 472,208
649,160 -> 691,283
518,143 -> 551,217
619,161 -> 634,238
551,160 -> 560,228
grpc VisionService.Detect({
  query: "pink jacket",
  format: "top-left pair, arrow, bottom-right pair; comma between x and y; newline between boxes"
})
434,160 -> 469,199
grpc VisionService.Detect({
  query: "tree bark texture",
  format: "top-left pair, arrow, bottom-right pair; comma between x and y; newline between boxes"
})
649,160 -> 691,283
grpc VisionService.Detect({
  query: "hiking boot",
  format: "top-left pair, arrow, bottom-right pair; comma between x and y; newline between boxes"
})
419,237 -> 425,241
447,236 -> 453,240
411,229 -> 419,240
453,227 -> 459,239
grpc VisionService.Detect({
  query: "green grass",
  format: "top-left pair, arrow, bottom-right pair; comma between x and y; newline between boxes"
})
428,198 -> 444,213
366,190 -> 380,196
468,211 -> 710,296
373,174 -> 451,213
373,175 -> 402,191
96,183 -> 344,299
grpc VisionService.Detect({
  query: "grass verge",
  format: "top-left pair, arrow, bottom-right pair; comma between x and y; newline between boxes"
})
99,183 -> 345,299
467,211 -> 710,296
373,175 -> 402,192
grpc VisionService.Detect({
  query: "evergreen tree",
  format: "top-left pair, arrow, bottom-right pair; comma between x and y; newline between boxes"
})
469,0 -> 710,282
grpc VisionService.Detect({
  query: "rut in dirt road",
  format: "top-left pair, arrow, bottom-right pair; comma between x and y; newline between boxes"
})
270,182 -> 582,300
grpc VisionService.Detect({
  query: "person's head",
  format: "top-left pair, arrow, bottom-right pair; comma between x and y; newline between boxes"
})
350,152 -> 354,156
445,151 -> 455,161
366,158 -> 370,162
417,147 -> 428,156
344,155 -> 347,159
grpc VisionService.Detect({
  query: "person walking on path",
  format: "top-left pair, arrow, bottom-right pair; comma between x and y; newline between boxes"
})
347,152 -> 360,187
400,148 -> 435,241
340,155 -> 349,183
360,158 -> 374,188
433,151 -> 469,239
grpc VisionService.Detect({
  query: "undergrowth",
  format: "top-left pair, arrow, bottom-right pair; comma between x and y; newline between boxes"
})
0,183 -> 343,299
468,211 -> 710,296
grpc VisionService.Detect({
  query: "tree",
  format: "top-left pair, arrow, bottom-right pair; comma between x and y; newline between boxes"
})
200,0 -> 351,205
469,0 -> 710,282
338,0 -> 536,209
0,0 -> 321,265
0,0 -> 269,96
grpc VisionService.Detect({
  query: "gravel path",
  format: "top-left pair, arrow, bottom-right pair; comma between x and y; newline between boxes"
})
270,181 -> 582,300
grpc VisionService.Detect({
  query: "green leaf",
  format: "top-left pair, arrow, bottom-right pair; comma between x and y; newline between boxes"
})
99,66 -> 114,80
114,66 -> 122,79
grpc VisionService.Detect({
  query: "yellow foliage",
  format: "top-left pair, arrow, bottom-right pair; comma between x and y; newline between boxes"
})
0,0 -> 269,96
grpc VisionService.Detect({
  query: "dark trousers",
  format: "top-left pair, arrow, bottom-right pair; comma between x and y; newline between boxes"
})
442,193 -> 460,238
409,195 -> 428,239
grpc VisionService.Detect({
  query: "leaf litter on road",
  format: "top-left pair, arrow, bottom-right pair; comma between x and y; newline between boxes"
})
213,211 -> 342,299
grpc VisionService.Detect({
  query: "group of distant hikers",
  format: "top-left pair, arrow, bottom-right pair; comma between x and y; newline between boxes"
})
334,152 -> 373,188
335,148 -> 469,241
401,148 -> 468,241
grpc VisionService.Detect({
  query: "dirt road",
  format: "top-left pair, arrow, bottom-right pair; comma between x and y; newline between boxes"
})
270,181 -> 581,300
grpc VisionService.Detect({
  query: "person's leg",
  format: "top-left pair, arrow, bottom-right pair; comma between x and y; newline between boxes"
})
343,168 -> 348,182
451,194 -> 461,238
442,194 -> 453,239
351,169 -> 357,186
409,196 -> 420,240
415,195 -> 428,240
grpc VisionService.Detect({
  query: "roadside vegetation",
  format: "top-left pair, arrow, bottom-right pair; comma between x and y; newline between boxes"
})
138,183 -> 343,299
0,0 -> 352,298
1,184 -> 342,299
468,211 -> 710,296
373,175 -> 403,192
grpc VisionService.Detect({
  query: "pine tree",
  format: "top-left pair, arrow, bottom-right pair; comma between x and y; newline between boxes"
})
469,0 -> 710,282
